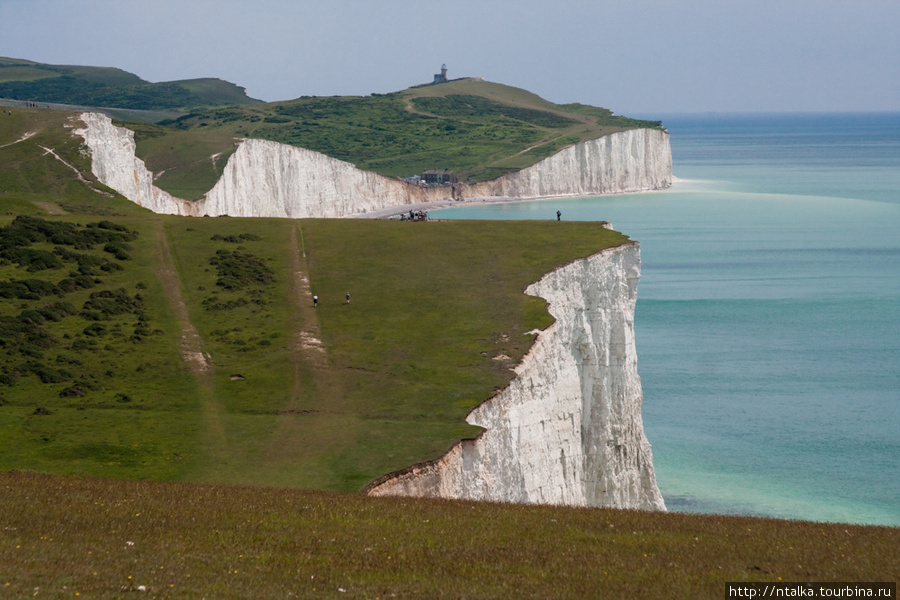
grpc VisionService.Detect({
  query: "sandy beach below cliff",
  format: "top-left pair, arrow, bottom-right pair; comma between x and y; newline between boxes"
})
348,196 -> 531,219
351,180 -> 680,219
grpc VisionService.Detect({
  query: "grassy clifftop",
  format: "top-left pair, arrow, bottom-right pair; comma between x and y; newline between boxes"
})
0,107 -> 629,491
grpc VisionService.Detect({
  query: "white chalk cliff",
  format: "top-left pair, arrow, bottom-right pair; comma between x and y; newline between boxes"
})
467,129 -> 672,200
76,112 -> 671,217
368,243 -> 665,510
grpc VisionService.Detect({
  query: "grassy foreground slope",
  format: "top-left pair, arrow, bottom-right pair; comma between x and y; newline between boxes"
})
2,471 -> 897,599
0,106 -> 628,491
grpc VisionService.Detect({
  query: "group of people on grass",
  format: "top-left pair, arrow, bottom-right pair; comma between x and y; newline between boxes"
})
312,291 -> 350,308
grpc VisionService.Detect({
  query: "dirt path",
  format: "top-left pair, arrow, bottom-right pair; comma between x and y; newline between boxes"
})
153,220 -> 229,471
288,223 -> 329,392
32,201 -> 66,215
0,131 -> 36,149
244,223 -> 355,488
37,142 -> 114,197
155,221 -> 211,375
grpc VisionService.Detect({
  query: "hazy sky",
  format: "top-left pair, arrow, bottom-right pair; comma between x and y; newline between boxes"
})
1,0 -> 898,114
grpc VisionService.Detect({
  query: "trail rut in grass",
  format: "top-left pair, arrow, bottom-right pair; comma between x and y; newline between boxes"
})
246,223 -> 355,489
154,220 -> 228,474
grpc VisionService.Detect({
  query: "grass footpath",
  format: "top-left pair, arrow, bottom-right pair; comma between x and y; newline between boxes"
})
1,471 -> 897,599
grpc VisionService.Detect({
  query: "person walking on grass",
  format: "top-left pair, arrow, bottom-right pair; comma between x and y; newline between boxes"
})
313,294 -> 318,308
557,210 -> 561,221
346,291 -> 351,304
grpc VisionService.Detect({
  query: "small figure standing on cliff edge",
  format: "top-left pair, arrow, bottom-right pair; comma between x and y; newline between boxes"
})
557,210 -> 561,221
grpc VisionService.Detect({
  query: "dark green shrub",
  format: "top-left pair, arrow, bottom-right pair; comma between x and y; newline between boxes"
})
18,310 -> 46,325
23,361 -> 71,384
70,338 -> 97,351
103,242 -> 131,260
39,302 -> 76,322
0,315 -> 56,352
211,233 -> 262,243
83,323 -> 107,337
59,385 -> 85,397
80,288 -> 142,320
208,250 -> 273,290
202,296 -> 249,311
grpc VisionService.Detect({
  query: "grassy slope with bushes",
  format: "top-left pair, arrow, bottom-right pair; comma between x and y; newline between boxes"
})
3,58 -> 664,200
0,56 -> 260,111
134,78 -> 663,199
0,107 -> 628,490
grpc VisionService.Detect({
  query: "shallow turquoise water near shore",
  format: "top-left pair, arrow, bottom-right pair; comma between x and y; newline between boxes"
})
433,113 -> 900,526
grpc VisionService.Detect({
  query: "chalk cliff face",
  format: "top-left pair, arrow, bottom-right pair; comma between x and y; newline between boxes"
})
76,113 -> 671,217
75,112 -> 199,216
467,128 -> 672,200
367,243 -> 665,511
201,138 -> 434,218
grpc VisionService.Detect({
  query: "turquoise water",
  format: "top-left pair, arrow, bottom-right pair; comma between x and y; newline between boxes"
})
432,113 -> 900,526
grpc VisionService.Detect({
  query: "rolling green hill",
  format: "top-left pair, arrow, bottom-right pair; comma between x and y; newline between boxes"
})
0,56 -> 260,111
130,78 -> 664,200
2,58 -> 664,200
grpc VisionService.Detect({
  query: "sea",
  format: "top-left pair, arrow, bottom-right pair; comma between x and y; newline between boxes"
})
431,113 -> 900,527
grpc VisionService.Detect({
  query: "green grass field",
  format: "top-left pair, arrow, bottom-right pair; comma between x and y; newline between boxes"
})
0,106 -> 631,492
1,471 -> 897,599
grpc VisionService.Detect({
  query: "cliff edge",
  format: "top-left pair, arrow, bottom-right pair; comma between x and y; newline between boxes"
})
368,243 -> 665,510
76,113 -> 671,217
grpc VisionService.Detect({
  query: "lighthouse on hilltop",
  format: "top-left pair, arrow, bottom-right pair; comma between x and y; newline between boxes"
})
433,64 -> 448,84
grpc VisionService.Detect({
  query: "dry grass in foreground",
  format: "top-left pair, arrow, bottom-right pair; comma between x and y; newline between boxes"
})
1,471 -> 897,599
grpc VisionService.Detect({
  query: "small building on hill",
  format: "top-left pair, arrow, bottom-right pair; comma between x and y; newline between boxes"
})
433,64 -> 448,84
422,168 -> 458,185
